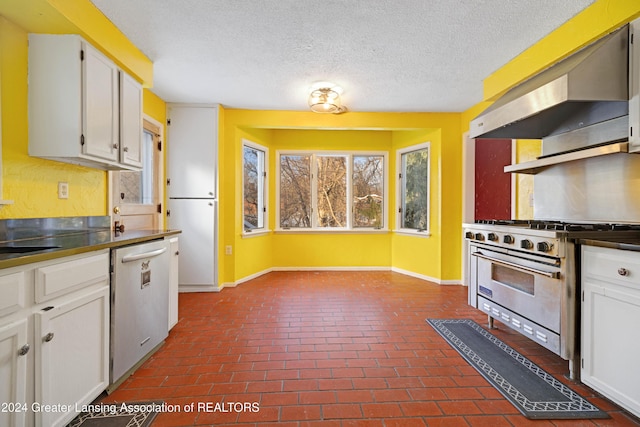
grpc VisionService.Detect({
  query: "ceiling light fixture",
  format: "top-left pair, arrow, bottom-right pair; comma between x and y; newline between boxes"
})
308,85 -> 347,114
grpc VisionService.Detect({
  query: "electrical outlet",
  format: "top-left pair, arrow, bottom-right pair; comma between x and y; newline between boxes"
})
58,182 -> 69,199
225,245 -> 232,255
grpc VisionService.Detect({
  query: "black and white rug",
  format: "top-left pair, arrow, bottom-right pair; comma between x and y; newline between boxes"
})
67,401 -> 161,427
427,318 -> 608,420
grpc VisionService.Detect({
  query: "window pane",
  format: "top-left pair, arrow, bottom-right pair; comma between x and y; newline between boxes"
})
243,146 -> 264,230
401,148 -> 429,230
353,155 -> 384,228
119,129 -> 154,205
280,155 -> 311,228
316,156 -> 347,227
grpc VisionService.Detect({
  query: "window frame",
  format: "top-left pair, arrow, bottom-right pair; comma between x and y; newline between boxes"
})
242,139 -> 269,236
276,150 -> 388,233
396,142 -> 431,237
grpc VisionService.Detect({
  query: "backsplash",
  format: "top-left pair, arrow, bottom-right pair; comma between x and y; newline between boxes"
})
0,216 -> 110,242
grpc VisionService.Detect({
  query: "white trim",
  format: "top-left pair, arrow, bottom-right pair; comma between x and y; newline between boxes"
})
242,229 -> 272,238
391,267 -> 463,285
393,229 -> 432,238
276,150 -> 388,232
396,142 -> 431,234
216,266 -> 462,290
178,285 -> 221,293
242,139 -> 269,235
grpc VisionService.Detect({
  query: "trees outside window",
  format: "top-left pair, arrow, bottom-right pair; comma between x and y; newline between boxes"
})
243,140 -> 268,232
398,143 -> 430,233
278,152 -> 386,230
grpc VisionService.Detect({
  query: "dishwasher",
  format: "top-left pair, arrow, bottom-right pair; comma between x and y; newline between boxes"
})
109,238 -> 170,390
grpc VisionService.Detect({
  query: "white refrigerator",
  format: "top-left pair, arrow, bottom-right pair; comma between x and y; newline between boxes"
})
166,104 -> 218,291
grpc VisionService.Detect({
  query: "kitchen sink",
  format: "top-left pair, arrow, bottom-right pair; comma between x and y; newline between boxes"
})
0,245 -> 61,254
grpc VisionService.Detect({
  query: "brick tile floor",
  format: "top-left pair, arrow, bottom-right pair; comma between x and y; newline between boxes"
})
102,271 -> 640,426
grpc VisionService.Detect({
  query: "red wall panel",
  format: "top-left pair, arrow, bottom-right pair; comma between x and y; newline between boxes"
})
475,139 -> 512,220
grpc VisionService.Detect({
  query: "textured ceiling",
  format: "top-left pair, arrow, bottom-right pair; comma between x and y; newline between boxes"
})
90,0 -> 595,112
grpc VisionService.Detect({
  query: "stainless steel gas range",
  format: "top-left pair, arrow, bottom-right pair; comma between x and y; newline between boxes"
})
464,220 -> 640,379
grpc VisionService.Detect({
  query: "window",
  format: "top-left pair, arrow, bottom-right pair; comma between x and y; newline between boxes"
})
397,142 -> 430,234
277,151 -> 386,230
243,140 -> 268,233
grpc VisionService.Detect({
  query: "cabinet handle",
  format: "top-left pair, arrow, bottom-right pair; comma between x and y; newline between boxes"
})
618,267 -> 630,277
18,344 -> 30,356
43,332 -> 54,343
123,146 -> 129,152
113,143 -> 119,149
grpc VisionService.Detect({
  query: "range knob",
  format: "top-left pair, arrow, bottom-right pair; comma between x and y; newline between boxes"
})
465,231 -> 474,239
487,233 -> 498,242
537,241 -> 551,252
474,233 -> 485,241
520,239 -> 533,250
503,235 -> 514,244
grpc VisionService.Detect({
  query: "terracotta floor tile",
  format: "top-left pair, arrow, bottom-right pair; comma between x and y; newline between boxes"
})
103,271 -> 640,426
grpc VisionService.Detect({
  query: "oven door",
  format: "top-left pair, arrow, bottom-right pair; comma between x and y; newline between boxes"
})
471,245 -> 562,333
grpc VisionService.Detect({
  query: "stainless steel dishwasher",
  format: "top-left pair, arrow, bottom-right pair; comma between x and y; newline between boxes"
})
109,238 -> 170,389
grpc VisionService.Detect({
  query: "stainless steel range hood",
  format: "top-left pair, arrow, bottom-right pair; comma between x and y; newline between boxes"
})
470,25 -> 629,141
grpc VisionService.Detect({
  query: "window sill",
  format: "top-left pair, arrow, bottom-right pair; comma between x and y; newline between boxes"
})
393,229 -> 432,238
242,229 -> 271,238
275,228 -> 389,235
0,200 -> 14,206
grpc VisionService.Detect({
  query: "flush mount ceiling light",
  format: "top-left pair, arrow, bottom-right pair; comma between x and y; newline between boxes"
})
308,84 -> 347,114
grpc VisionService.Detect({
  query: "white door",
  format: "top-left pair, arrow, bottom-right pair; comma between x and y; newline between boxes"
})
167,199 -> 216,287
111,119 -> 163,230
0,319 -> 28,427
36,286 -> 110,427
82,43 -> 119,162
167,105 -> 217,198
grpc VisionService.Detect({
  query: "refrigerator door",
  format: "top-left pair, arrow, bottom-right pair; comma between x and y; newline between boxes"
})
167,105 -> 218,198
167,198 -> 217,289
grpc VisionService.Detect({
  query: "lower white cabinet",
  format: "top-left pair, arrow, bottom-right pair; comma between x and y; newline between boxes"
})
35,286 -> 109,427
169,237 -> 179,330
0,319 -> 28,427
581,245 -> 640,417
0,250 -> 110,427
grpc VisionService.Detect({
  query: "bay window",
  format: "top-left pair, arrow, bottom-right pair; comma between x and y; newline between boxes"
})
243,140 -> 268,233
397,142 -> 430,234
277,151 -> 386,231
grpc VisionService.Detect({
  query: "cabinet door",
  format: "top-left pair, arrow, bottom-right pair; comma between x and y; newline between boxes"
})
82,43 -> 119,162
169,237 -> 180,329
167,199 -> 216,288
35,286 -> 109,427
167,105 -> 218,198
0,319 -> 28,427
582,278 -> 640,417
630,19 -> 640,151
120,72 -> 143,167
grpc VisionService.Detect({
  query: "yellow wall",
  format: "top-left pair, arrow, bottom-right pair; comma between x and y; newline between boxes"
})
221,110 -> 462,286
0,4 -> 159,219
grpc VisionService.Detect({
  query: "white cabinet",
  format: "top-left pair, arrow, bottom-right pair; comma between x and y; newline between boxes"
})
167,105 -> 218,198
169,237 -> 179,329
0,250 -> 110,427
35,286 -> 109,427
581,245 -> 640,417
28,34 -> 141,171
0,319 -> 28,427
630,18 -> 640,152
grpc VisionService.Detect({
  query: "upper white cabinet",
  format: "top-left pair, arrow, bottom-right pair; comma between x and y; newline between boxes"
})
167,104 -> 218,198
28,34 -> 142,171
630,18 -> 640,152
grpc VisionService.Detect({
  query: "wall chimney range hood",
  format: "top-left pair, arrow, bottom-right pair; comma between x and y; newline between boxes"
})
469,25 -> 629,142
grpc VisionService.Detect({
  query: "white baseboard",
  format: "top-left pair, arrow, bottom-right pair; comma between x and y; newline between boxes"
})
271,266 -> 390,272
178,285 -> 221,293
391,267 -> 463,285
219,266 -> 462,289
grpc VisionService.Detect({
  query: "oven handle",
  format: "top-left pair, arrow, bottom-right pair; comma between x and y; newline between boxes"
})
471,252 -> 560,279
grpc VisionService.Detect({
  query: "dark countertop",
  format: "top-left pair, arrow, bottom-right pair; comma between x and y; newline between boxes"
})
0,229 -> 181,269
576,237 -> 640,252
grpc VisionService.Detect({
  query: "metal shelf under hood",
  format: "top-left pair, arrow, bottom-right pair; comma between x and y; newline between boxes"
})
504,142 -> 629,174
